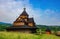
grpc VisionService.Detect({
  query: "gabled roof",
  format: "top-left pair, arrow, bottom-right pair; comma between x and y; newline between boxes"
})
28,18 -> 35,23
20,8 -> 28,16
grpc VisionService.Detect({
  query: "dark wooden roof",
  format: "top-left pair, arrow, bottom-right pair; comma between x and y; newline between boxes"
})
28,18 -> 35,23
7,25 -> 37,29
20,8 -> 28,16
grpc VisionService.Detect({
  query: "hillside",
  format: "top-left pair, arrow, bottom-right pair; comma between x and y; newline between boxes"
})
0,22 -> 12,31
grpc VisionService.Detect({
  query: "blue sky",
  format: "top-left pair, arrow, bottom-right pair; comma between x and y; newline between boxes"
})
30,0 -> 60,10
0,0 -> 60,25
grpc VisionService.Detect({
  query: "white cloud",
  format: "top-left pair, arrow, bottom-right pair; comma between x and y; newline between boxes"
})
39,9 -> 60,25
0,0 -> 60,25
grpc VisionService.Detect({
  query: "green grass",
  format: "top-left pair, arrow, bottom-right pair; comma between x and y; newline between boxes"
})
0,32 -> 60,39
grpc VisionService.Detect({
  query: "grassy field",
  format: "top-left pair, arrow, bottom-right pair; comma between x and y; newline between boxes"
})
0,32 -> 60,39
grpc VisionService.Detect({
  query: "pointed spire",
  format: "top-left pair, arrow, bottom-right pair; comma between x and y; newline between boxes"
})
24,8 -> 26,11
20,8 -> 28,16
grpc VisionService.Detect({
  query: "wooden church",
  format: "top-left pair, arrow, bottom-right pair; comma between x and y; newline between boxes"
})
6,8 -> 37,33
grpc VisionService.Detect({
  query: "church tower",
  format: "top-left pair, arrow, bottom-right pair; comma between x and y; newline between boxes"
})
13,8 -> 35,27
